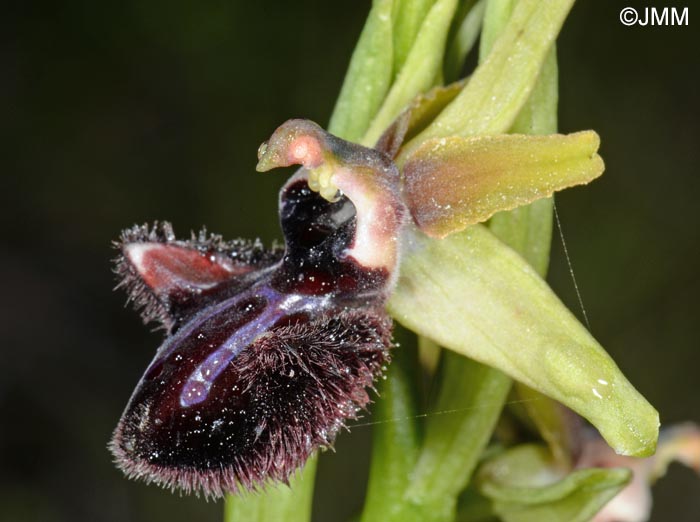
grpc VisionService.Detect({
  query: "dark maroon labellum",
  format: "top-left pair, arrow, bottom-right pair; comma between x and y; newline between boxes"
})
110,120 -> 405,498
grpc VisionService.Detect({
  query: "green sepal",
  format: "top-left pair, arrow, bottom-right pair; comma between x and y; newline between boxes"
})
403,131 -> 604,238
389,226 -> 659,457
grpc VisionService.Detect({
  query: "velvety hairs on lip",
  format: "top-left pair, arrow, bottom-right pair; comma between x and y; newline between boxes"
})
110,119 -> 406,498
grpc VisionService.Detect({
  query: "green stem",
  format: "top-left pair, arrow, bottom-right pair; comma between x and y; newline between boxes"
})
363,3 -> 566,521
224,457 -> 317,522
227,3 -> 396,517
410,0 -> 566,517
392,0 -> 437,77
406,353 -> 511,522
360,336 -> 422,522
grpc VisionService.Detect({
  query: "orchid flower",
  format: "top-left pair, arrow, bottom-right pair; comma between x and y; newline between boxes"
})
106,1 -> 695,521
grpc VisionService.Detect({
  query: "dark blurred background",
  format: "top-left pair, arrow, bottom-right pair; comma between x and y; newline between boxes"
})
2,1 -> 698,521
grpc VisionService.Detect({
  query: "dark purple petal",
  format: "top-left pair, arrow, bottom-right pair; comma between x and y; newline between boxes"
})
114,221 -> 282,331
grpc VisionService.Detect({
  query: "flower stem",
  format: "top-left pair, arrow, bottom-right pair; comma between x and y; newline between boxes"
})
360,333 -> 422,522
223,457 -> 317,522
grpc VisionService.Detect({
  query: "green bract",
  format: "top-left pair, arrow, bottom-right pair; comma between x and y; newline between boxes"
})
475,444 -> 631,522
362,0 -> 459,146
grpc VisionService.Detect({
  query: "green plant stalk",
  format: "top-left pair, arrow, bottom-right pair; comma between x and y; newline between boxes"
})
360,335 -> 422,522
405,353 -> 512,522
362,1 -> 579,520
358,2 -> 488,519
361,3 -> 478,519
359,3 -> 485,520
224,457 -> 317,522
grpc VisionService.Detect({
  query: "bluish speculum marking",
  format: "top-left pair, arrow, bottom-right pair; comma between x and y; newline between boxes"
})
178,285 -> 329,408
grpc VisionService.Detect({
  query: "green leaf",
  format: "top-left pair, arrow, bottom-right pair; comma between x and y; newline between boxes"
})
443,0 -> 485,84
328,0 -> 394,142
388,226 -> 660,457
363,0 -> 459,146
224,457 -> 317,522
403,131 -> 604,238
392,0 -> 437,76
398,0 -> 575,160
476,445 -> 631,522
